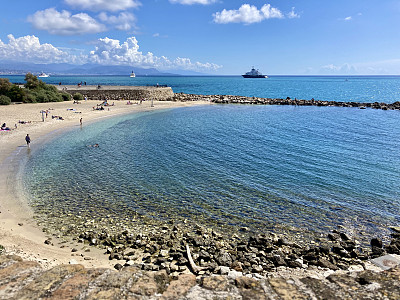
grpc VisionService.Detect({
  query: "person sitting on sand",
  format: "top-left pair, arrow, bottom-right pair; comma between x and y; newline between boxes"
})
1,123 -> 10,131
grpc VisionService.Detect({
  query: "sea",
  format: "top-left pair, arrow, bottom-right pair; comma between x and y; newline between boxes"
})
10,75 -> 400,243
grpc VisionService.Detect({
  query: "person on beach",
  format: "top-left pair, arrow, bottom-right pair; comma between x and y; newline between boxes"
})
80,118 -> 82,126
25,134 -> 31,148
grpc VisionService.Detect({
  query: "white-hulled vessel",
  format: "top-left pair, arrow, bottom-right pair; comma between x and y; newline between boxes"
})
38,72 -> 50,78
242,67 -> 267,78
130,71 -> 136,78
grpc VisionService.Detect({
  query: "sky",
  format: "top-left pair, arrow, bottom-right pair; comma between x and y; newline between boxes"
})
1,0 -> 400,75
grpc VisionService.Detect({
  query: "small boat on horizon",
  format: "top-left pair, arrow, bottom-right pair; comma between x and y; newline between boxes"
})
242,67 -> 268,78
38,72 -> 50,78
130,71 -> 136,78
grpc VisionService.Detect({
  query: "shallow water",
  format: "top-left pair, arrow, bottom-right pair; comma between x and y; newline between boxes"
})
24,105 -> 400,241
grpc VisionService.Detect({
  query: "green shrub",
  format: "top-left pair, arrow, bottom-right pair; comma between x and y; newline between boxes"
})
24,92 -> 37,103
22,73 -> 69,103
0,95 -> 11,105
34,90 -> 49,102
73,93 -> 83,100
7,85 -> 26,102
61,93 -> 71,101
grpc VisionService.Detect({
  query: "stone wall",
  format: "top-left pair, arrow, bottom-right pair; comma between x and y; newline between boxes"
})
1,254 -> 400,299
60,86 -> 174,101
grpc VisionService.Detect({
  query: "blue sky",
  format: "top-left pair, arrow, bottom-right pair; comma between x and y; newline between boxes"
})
0,0 -> 400,75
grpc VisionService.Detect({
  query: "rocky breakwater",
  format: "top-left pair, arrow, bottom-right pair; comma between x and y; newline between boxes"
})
171,92 -> 400,110
72,222 -> 400,277
60,85 -> 174,101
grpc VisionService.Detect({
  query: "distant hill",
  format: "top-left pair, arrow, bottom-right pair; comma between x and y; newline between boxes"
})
0,61 -> 207,76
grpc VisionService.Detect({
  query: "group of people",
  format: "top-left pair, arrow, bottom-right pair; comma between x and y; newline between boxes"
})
126,99 -> 144,105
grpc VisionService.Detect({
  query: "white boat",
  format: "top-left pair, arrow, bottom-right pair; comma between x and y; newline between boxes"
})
38,72 -> 49,78
242,67 -> 268,78
130,71 -> 136,78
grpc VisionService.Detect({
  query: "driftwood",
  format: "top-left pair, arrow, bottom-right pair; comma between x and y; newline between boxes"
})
186,244 -> 206,274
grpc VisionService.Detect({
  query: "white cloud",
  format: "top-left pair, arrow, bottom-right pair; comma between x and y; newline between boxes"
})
64,0 -> 141,12
88,36 -> 221,71
0,34 -> 76,64
213,4 -> 283,24
28,8 -> 106,35
0,34 -> 221,72
98,12 -> 136,31
319,63 -> 357,74
170,0 -> 217,4
287,7 -> 300,19
344,16 -> 352,21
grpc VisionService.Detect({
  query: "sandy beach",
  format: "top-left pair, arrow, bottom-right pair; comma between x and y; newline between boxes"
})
0,98 -> 210,269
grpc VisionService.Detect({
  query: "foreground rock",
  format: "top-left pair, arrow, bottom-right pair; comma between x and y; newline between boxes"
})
1,254 -> 399,299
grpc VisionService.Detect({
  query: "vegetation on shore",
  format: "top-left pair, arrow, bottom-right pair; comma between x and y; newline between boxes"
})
0,73 -> 70,105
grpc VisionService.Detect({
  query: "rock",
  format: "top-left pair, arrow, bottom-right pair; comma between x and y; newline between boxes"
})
340,233 -> 351,241
236,276 -> 265,300
272,255 -> 287,267
371,246 -> 385,257
162,274 -> 196,299
201,275 -> 229,291
269,277 -> 307,300
71,248 -> 78,253
219,266 -> 230,275
129,270 -> 169,296
215,252 -> 233,267
318,258 -> 339,270
114,263 -> 123,271
231,261 -> 243,272
371,238 -> 383,248
287,260 -> 303,269
159,249 -> 169,257
389,226 -> 400,233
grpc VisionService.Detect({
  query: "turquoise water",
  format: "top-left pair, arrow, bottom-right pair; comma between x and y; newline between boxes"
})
24,104 -> 400,240
4,75 -> 400,103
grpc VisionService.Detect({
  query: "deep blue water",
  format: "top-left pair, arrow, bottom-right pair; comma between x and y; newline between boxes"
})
3,75 -> 400,103
24,104 -> 400,240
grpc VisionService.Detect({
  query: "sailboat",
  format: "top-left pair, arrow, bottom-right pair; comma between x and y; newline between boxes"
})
130,70 -> 136,78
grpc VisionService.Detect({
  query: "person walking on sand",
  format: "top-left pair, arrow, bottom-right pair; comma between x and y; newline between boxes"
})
25,134 -> 31,148
80,118 -> 82,126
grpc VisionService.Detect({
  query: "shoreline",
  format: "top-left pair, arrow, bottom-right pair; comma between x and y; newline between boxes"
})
0,99 -> 211,269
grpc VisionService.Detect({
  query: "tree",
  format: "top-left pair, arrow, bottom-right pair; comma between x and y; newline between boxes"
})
24,73 -> 40,90
0,78 -> 12,95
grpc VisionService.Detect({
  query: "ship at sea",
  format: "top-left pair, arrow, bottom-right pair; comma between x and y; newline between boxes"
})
38,72 -> 49,78
130,71 -> 136,78
242,67 -> 268,78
